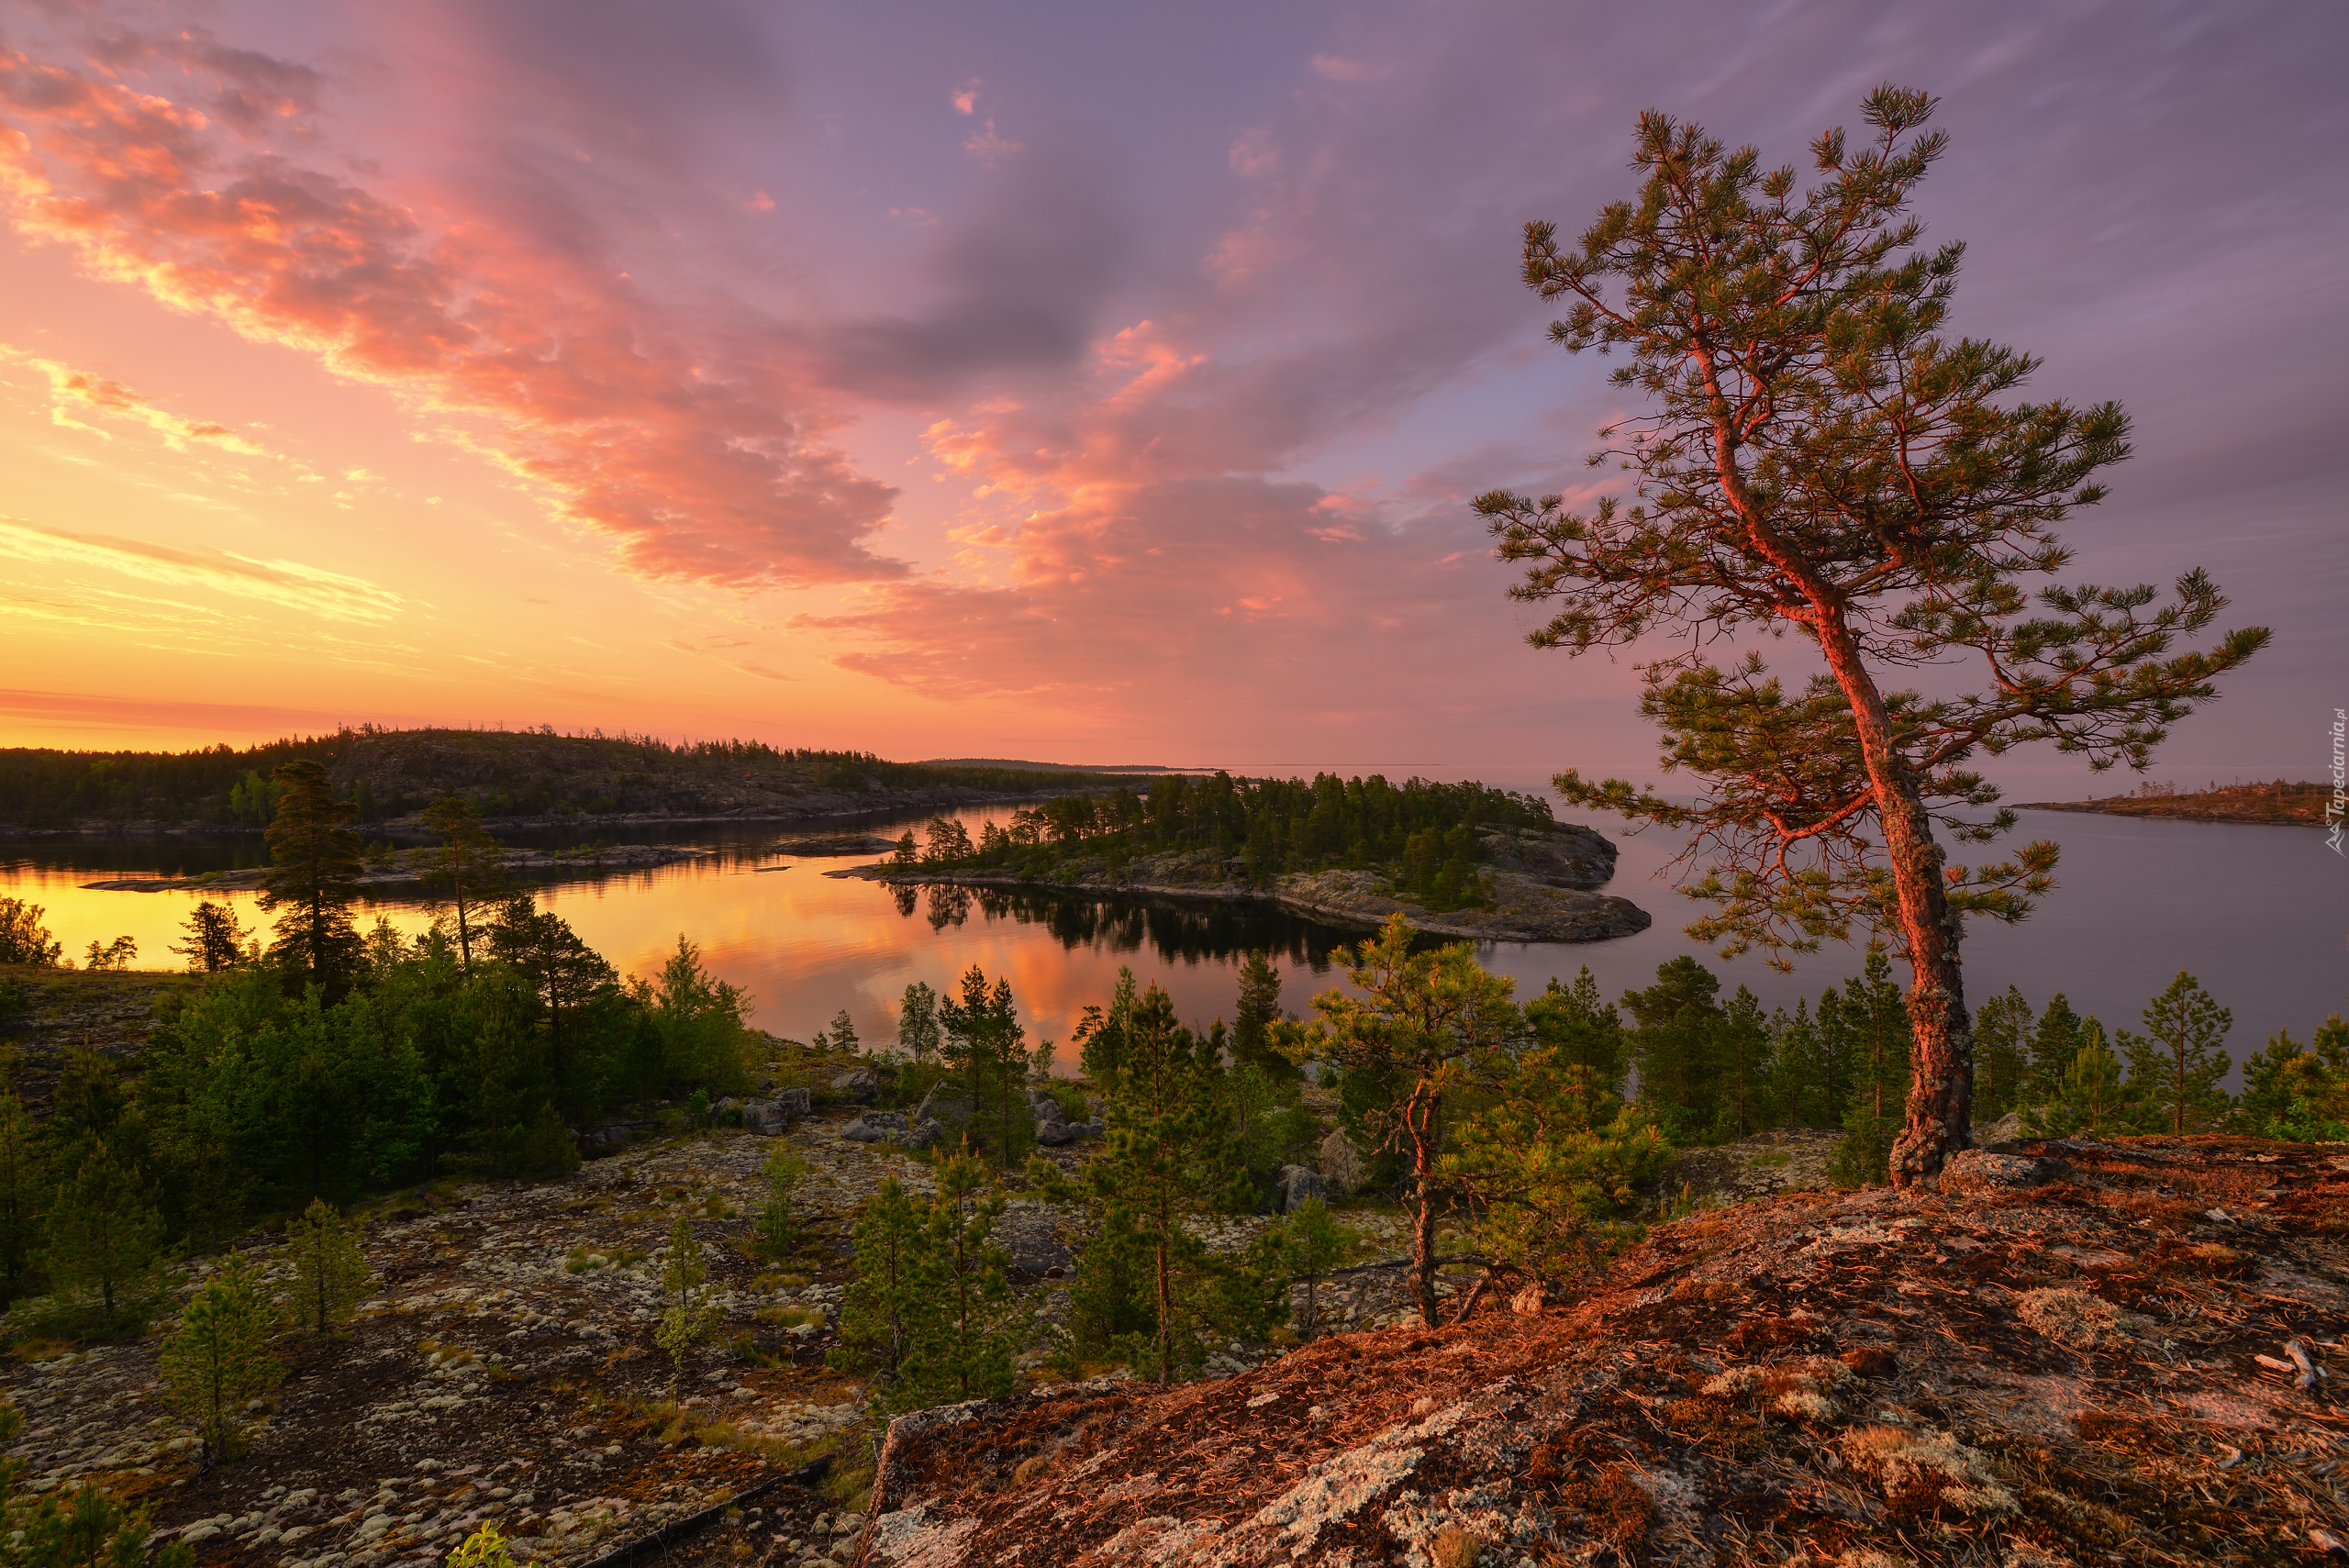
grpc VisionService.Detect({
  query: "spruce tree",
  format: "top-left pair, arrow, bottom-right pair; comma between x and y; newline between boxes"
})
1033,984 -> 1271,1379
1970,986 -> 2033,1121
896,982 -> 941,1064
1621,957 -> 1723,1140
1230,952 -> 1295,1083
1074,968 -> 1141,1088
42,1140 -> 164,1335
2027,995 -> 2087,1102
1523,968 -> 1628,1126
941,967 -> 1026,1164
419,795 -> 505,973
2026,1020 -> 2130,1137
160,1251 -> 282,1463
2117,971 -> 2233,1133
898,1150 -> 1022,1407
1712,986 -> 1776,1138
284,1198 -> 373,1337
259,759 -> 365,994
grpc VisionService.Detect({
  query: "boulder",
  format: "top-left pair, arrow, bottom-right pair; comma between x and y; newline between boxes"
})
1278,1164 -> 1329,1213
831,1067 -> 881,1104
1035,1118 -> 1077,1147
1319,1129 -> 1369,1195
917,1081 -> 972,1123
841,1111 -> 910,1143
775,1086 -> 813,1118
900,1120 -> 944,1152
576,1122 -> 634,1158
740,1098 -> 792,1136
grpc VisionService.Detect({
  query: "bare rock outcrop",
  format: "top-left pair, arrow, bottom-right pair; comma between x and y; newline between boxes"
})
857,1136 -> 2348,1567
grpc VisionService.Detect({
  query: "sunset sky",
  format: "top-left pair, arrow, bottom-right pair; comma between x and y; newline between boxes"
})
1,1 -> 2340,784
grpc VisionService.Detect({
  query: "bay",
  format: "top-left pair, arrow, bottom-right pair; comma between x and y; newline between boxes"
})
4,780 -> 2343,1073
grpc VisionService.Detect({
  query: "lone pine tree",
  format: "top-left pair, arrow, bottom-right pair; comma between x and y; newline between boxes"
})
260,759 -> 365,993
1478,85 -> 2264,1183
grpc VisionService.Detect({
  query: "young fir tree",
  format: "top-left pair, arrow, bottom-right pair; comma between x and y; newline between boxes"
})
1033,984 -> 1272,1381
2026,1020 -> 2130,1137
1620,957 -> 1724,1140
1268,1196 -> 1356,1340
1074,968 -> 1142,1088
2236,1018 -> 2349,1140
941,967 -> 1027,1165
896,1149 -> 1023,1409
1295,915 -> 1517,1328
1523,968 -> 1628,1127
419,795 -> 505,973
284,1198 -> 374,1337
1712,987 -> 1776,1139
169,902 -> 250,973
42,1140 -> 165,1335
2117,971 -> 2234,1133
1970,985 -> 2034,1121
2027,995 -> 2087,1106
258,759 -> 366,995
1479,87 -> 2265,1184
1769,997 -> 1851,1129
830,1176 -> 936,1405
896,982 -> 942,1064
1230,951 -> 1295,1084
653,1214 -> 724,1399
159,1251 -> 283,1464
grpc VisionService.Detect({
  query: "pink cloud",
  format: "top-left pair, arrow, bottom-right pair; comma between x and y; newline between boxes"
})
0,33 -> 902,588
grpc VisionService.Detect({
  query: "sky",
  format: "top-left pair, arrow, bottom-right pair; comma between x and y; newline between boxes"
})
0,0 -> 2341,789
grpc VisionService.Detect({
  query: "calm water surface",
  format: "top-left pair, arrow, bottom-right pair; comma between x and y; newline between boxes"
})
5,786 -> 2343,1069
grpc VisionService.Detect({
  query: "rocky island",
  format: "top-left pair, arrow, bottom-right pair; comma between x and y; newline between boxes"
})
829,822 -> 1652,944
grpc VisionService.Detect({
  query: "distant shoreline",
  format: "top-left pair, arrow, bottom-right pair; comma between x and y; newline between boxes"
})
2017,779 -> 2328,828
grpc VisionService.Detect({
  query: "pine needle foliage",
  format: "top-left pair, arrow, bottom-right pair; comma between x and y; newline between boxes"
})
285,1198 -> 374,1337
159,1251 -> 284,1464
1477,84 -> 2266,1184
654,1215 -> 724,1399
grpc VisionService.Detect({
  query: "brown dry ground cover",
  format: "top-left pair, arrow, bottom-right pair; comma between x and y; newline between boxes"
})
860,1137 -> 2348,1567
2019,781 -> 2332,828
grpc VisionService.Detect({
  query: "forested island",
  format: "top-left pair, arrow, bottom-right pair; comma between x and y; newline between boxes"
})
0,727 -> 1152,836
2019,778 -> 2332,827
834,773 -> 1653,942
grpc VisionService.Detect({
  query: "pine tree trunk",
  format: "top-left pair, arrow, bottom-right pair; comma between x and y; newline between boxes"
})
1408,1095 -> 1439,1328
1812,620 -> 1974,1187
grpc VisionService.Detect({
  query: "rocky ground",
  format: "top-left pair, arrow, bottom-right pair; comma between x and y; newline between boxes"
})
857,1136 -> 2349,1566
0,963 -> 205,1109
0,1096 -> 1444,1568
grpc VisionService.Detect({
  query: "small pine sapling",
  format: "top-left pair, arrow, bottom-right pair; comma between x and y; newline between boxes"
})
285,1198 -> 375,1337
654,1215 -> 725,1398
1270,1197 -> 1356,1340
751,1149 -> 806,1262
160,1251 -> 284,1464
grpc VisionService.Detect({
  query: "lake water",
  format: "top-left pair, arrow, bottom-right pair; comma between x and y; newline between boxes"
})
5,786 -> 2343,1076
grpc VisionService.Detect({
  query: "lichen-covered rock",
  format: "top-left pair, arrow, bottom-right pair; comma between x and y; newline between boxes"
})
830,1067 -> 880,1103
841,1111 -> 909,1142
1318,1129 -> 1368,1195
1278,1164 -> 1328,1213
1940,1147 -> 2054,1196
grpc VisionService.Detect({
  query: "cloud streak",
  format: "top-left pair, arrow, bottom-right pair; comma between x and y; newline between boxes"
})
3,349 -> 267,453
0,517 -> 404,622
0,30 -> 902,588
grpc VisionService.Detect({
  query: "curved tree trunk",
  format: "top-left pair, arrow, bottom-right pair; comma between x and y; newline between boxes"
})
1812,618 -> 1974,1186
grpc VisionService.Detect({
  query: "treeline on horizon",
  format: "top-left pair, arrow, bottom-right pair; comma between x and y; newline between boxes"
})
0,724 -> 1139,830
899,772 -> 1560,910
